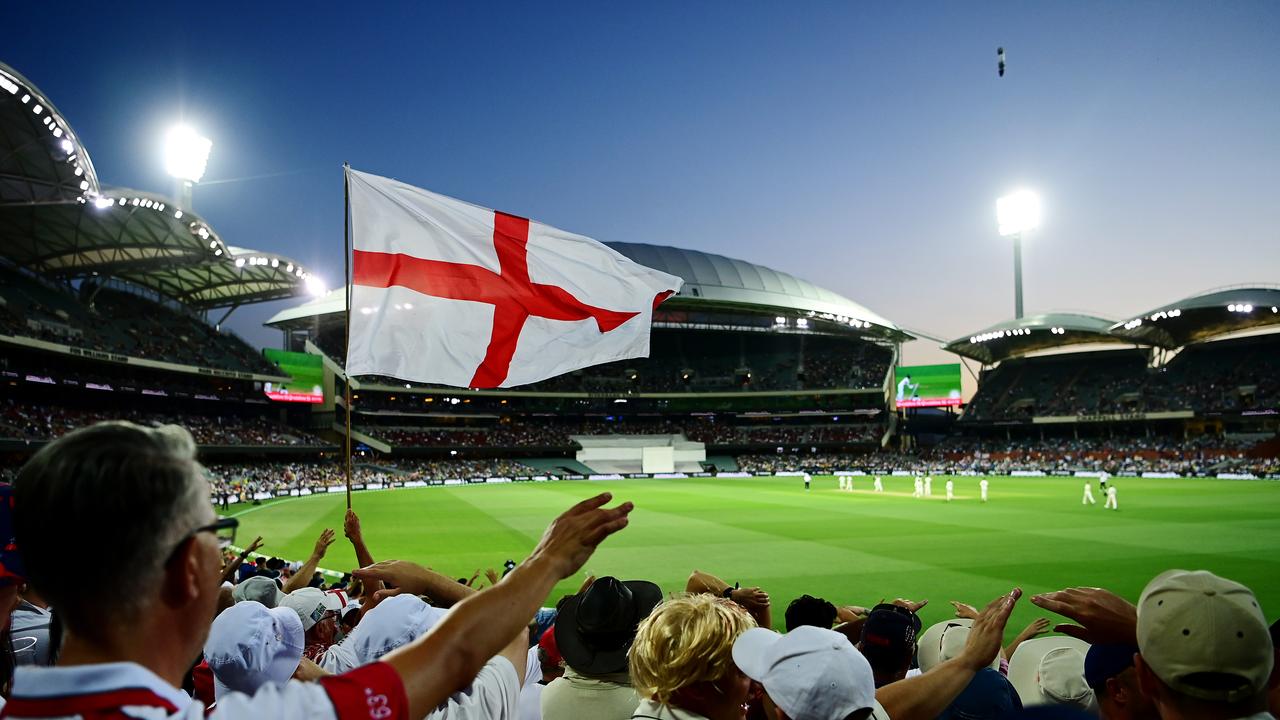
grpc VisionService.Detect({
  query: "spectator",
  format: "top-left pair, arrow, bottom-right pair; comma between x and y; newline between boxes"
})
1007,636 -> 1094,711
542,576 -> 662,720
522,627 -> 564,720
1134,570 -> 1275,720
1083,644 -> 1157,720
937,667 -> 1022,720
858,603 -> 921,688
203,602 -> 305,701
628,593 -> 756,720
732,624 -> 880,720
9,420 -> 633,719
784,595 -> 837,632
0,485 -> 26,705
231,576 -> 283,608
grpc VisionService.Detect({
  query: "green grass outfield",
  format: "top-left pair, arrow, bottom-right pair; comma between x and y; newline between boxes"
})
231,474 -> 1280,634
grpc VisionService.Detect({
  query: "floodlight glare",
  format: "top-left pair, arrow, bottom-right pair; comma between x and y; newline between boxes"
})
304,275 -> 327,297
162,124 -> 212,182
996,189 -> 1041,237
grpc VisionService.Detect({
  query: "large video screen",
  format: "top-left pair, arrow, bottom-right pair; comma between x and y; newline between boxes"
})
894,363 -> 962,408
262,349 -> 325,404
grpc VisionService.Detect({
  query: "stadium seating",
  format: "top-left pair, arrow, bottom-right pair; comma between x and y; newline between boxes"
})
0,265 -> 278,374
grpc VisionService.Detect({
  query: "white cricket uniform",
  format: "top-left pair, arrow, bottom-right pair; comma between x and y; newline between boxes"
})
873,476 -> 884,493
979,479 -> 989,502
913,478 -> 923,497
945,480 -> 954,502
1105,485 -> 1118,510
924,477 -> 932,497
804,473 -> 811,490
1083,482 -> 1097,505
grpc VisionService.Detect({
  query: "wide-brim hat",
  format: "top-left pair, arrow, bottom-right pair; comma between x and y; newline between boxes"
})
1007,636 -> 1094,710
918,618 -> 1000,673
555,576 -> 663,674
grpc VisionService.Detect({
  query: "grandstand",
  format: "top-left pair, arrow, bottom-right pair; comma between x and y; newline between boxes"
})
0,61 -> 335,460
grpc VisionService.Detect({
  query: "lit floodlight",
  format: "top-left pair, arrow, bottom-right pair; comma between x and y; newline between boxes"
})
997,189 -> 1041,237
162,124 -> 212,182
304,275 -> 327,297
93,196 -> 114,209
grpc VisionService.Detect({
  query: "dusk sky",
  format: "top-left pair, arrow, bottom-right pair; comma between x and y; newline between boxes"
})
9,2 -> 1279,368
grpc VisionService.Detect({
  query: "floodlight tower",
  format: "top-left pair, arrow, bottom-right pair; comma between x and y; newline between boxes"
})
996,189 -> 1041,319
162,124 -> 212,211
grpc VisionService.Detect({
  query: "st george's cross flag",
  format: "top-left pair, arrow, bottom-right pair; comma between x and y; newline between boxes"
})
345,168 -> 683,389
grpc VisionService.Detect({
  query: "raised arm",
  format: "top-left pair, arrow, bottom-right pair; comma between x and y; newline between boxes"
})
343,509 -> 381,596
359,560 -> 478,610
282,528 -> 336,594
357,492 -> 633,720
221,536 -> 264,584
686,569 -> 772,629
875,588 -> 1021,720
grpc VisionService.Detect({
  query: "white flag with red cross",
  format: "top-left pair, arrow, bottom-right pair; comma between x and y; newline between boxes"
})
345,168 -> 683,389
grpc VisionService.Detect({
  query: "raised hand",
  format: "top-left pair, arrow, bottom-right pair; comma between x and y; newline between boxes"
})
484,568 -> 500,586
1031,586 -> 1137,645
352,560 -> 433,596
892,597 -> 929,613
245,536 -> 265,554
343,509 -> 363,542
527,492 -> 633,579
1018,617 -> 1051,639
731,586 -> 771,611
957,588 -> 1022,671
950,600 -> 980,619
312,528 -> 337,559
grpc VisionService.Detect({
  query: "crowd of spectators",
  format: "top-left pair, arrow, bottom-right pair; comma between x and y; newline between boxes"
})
966,337 -> 1280,421
362,418 -> 883,449
737,433 -> 1280,477
3,420 -> 1278,720
0,268 -> 278,375
205,458 -> 545,500
0,400 -> 326,447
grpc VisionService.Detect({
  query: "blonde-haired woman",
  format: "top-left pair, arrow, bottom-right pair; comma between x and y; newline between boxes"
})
628,593 -> 756,720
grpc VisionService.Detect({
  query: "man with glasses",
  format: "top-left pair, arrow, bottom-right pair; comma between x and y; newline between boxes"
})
8,421 -> 633,720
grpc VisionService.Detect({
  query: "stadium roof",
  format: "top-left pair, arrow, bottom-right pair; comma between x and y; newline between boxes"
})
267,242 -> 911,341
1110,285 -> 1280,347
0,61 -> 320,310
944,313 -> 1132,364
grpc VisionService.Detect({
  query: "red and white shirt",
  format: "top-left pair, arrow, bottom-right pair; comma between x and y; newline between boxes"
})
1,660 -> 407,720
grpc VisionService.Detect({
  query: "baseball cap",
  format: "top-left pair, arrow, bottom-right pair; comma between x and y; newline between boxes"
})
939,667 -> 1023,719
1136,569 -> 1273,703
349,593 -> 449,664
204,601 -> 304,700
1082,644 -> 1139,691
539,623 -> 563,667
733,626 -> 876,720
280,587 -> 329,632
918,619 -> 1000,673
1008,636 -> 1094,710
232,576 -> 284,608
0,485 -> 26,585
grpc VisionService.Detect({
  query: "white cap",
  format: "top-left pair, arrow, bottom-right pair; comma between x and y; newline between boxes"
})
204,602 -> 304,700
917,619 -> 999,673
280,587 -> 329,632
732,626 -> 875,720
1008,636 -> 1094,709
232,576 -> 284,609
1137,569 -> 1274,703
349,594 -> 449,664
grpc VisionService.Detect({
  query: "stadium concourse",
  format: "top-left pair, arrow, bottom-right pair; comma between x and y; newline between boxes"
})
2,58 -> 1280,720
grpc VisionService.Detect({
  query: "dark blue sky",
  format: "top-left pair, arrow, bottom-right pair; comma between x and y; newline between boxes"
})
9,2 -> 1279,364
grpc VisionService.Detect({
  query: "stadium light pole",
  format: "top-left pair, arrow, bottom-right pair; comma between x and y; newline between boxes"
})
997,189 -> 1041,319
162,124 -> 212,211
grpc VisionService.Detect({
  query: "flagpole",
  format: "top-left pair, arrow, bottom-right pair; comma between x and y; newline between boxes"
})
343,163 -> 353,510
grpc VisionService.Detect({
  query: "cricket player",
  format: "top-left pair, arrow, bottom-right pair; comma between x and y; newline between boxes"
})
839,476 -> 848,491
804,472 -> 811,491
913,477 -> 923,498
924,476 -> 933,497
1083,479 -> 1097,505
1105,484 -> 1118,510
979,478 -> 989,502
1099,471 -> 1109,493
873,476 -> 884,493
896,375 -> 919,403
945,479 -> 954,502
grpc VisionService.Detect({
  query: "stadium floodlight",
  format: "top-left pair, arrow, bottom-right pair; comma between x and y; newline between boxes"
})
996,189 -> 1041,319
305,275 -> 327,297
162,124 -> 212,183
997,190 -> 1041,237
